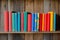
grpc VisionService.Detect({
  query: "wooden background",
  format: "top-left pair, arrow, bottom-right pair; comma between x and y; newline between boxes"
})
0,0 -> 60,40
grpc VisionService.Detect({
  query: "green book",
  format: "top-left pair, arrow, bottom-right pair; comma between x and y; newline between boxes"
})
24,11 -> 28,32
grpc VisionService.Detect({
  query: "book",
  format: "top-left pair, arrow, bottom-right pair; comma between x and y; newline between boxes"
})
28,13 -> 32,32
12,11 -> 15,32
44,13 -> 47,32
24,11 -> 28,32
46,13 -> 50,31
39,13 -> 43,32
17,12 -> 21,32
37,13 -> 39,31
4,11 -> 9,32
32,13 -> 35,32
21,12 -> 24,32
48,11 -> 54,31
35,13 -> 39,32
35,13 -> 37,32
9,11 -> 12,32
15,12 -> 18,32
54,13 -> 56,31
42,13 -> 44,31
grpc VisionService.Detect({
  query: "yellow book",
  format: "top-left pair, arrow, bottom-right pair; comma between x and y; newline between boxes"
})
48,11 -> 54,31
42,13 -> 44,31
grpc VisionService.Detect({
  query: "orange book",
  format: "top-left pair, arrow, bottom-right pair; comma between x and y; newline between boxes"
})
42,13 -> 44,32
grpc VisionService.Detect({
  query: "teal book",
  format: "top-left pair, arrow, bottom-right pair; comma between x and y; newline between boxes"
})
24,11 -> 28,32
15,12 -> 18,32
54,13 -> 56,31
17,12 -> 21,32
12,11 -> 15,32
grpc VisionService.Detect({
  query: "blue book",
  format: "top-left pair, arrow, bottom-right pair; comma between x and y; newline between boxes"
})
15,12 -> 18,32
32,13 -> 35,32
24,11 -> 28,32
54,13 -> 56,31
17,12 -> 21,32
35,13 -> 39,32
12,12 -> 15,32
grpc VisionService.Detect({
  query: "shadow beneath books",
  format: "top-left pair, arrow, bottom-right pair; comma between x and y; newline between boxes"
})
13,34 -> 24,40
56,14 -> 60,31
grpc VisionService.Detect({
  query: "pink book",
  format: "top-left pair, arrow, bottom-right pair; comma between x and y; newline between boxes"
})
9,11 -> 12,32
21,12 -> 24,32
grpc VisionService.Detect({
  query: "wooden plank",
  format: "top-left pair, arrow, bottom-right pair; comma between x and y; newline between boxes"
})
25,34 -> 33,40
0,34 -> 8,40
25,0 -> 34,12
12,34 -> 25,40
33,34 -> 43,40
44,0 -> 50,13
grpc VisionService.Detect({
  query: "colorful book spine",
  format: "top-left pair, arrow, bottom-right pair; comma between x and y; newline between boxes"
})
39,13 -> 42,32
9,11 -> 12,32
48,11 -> 54,31
21,13 -> 24,32
42,13 -> 44,31
35,13 -> 37,32
32,13 -> 35,32
17,12 -> 21,32
44,14 -> 47,32
4,11 -> 9,32
28,13 -> 32,32
24,12 -> 28,32
12,11 -> 15,32
54,13 -> 56,31
47,13 -> 50,31
37,13 -> 39,31
35,13 -> 39,32
15,12 -> 18,32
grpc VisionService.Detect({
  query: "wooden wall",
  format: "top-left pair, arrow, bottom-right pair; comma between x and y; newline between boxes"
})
0,0 -> 60,40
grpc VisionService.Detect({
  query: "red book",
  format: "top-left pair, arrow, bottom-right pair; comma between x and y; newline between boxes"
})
44,14 -> 47,32
4,11 -> 9,32
21,12 -> 24,32
46,13 -> 50,31
39,13 -> 42,32
28,13 -> 32,32
9,11 -> 12,32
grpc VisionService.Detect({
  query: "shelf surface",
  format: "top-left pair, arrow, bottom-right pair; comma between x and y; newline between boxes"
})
0,31 -> 60,34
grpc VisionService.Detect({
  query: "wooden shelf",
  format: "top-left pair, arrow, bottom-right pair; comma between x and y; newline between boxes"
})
0,31 -> 60,34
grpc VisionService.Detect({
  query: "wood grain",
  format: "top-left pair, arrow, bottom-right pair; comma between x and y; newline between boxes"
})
25,34 -> 33,40
33,33 -> 43,40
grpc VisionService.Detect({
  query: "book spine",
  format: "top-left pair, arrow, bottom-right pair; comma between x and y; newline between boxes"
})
24,12 -> 27,32
9,11 -> 12,32
37,13 -> 39,31
15,13 -> 18,32
44,14 -> 47,32
4,11 -> 9,32
17,12 -> 21,32
39,13 -> 42,32
32,13 -> 35,32
28,13 -> 32,32
54,13 -> 56,31
42,13 -> 44,31
12,13 -> 15,32
21,13 -> 24,32
47,13 -> 50,31
48,12 -> 54,31
35,13 -> 37,32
